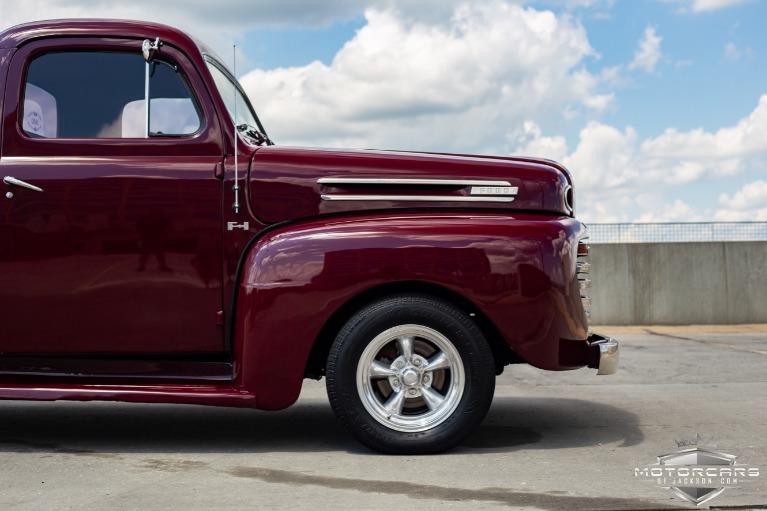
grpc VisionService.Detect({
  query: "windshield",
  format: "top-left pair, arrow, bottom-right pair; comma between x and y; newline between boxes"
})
204,58 -> 271,145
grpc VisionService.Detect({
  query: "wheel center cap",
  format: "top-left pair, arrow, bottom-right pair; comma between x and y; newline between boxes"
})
402,369 -> 419,386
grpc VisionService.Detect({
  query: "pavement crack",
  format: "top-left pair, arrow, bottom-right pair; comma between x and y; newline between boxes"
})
644,329 -> 767,356
226,466 -> 682,510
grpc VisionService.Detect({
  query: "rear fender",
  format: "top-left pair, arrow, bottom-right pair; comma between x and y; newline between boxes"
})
232,212 -> 587,410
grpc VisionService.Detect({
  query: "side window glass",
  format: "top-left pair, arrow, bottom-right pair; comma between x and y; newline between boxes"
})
23,51 -> 201,139
23,83 -> 58,137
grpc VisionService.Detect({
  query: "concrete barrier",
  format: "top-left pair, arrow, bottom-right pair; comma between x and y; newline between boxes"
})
588,242 -> 767,325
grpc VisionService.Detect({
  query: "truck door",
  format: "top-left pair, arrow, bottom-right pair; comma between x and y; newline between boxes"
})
0,38 -> 225,354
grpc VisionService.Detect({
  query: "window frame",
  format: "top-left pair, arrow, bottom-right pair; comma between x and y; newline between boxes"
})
22,50 -> 204,140
2,37 -> 223,158
203,55 -> 270,141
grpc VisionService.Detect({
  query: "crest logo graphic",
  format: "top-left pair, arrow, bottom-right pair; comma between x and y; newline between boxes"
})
635,435 -> 760,506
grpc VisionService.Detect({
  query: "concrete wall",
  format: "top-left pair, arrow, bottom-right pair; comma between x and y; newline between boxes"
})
588,242 -> 767,325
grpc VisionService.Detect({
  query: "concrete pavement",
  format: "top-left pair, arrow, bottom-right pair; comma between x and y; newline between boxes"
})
1,328 -> 765,510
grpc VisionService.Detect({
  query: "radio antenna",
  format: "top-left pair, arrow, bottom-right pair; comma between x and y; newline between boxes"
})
232,44 -> 240,214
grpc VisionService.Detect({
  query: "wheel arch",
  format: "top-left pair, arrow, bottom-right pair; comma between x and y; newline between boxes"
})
234,211 -> 577,411
305,280 -> 519,380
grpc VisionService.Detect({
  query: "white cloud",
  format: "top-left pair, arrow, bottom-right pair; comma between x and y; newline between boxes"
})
0,0 -> 380,64
635,198 -> 703,222
628,27 -> 662,73
241,4 -> 604,152
640,94 -> 767,161
515,93 -> 767,222
665,0 -> 754,14
716,181 -> 767,221
724,42 -> 742,61
0,0 -> 531,45
563,122 -> 638,190
723,42 -> 752,62
0,1 -> 250,61
690,0 -> 753,13
0,2 -> 609,153
510,122 -> 569,162
544,0 -> 615,8
3,0 -> 763,225
586,27 -> 663,89
582,93 -> 616,112
0,0 -> 364,31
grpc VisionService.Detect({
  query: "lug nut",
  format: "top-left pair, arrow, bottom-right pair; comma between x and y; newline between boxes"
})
413,359 -> 421,366
409,389 -> 417,396
423,375 -> 430,383
392,379 -> 400,387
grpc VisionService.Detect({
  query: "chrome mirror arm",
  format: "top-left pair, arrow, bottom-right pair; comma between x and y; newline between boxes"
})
141,38 -> 162,138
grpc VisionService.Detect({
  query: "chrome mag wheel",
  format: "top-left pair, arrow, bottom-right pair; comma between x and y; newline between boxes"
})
356,324 -> 465,432
326,294 -> 496,454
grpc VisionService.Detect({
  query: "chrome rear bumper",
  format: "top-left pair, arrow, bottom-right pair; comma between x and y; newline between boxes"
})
587,334 -> 620,375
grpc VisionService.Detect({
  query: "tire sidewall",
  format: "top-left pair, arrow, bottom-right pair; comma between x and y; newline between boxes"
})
327,295 -> 495,454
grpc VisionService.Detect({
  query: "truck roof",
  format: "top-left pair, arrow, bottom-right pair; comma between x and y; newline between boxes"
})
0,18 -> 215,58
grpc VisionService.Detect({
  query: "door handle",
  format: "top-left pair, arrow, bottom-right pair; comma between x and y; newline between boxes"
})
3,176 -> 44,192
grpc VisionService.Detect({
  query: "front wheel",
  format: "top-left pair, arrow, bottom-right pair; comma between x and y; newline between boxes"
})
326,294 -> 495,454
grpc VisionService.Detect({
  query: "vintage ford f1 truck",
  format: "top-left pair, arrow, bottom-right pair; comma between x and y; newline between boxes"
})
0,19 -> 618,453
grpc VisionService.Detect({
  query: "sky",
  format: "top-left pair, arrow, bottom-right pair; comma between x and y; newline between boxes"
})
1,0 -> 766,223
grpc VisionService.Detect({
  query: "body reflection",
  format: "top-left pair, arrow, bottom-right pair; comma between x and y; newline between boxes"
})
136,207 -> 172,272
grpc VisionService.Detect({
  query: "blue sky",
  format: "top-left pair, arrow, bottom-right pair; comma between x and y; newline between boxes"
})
2,0 -> 767,223
242,1 -> 765,136
242,19 -> 365,70
581,1 -> 765,134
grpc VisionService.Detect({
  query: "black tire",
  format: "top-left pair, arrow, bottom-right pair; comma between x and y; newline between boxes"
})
326,294 -> 495,454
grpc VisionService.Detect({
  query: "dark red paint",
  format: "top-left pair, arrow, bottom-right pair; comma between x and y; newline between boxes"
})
0,20 -> 599,410
247,146 -> 571,224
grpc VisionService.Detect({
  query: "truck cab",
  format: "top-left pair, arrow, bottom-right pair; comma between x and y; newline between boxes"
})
0,20 -> 617,454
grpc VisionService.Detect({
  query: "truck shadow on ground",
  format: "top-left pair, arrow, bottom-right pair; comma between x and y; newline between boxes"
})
461,396 -> 643,452
0,396 -> 641,455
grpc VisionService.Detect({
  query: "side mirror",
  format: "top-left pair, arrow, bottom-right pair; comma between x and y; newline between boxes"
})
142,37 -> 161,62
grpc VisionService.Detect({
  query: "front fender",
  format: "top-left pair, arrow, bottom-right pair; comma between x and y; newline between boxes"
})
233,212 -> 587,410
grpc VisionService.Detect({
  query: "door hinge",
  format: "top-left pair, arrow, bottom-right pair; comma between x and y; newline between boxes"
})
227,221 -> 249,231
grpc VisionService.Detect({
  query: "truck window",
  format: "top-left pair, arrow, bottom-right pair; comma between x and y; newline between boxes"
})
22,51 -> 201,138
204,58 -> 270,144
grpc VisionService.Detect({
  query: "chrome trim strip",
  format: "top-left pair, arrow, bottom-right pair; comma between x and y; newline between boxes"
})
317,177 -> 513,187
577,262 -> 590,274
581,296 -> 592,308
469,185 -> 518,196
579,278 -> 591,290
320,194 -> 515,203
563,184 -> 573,214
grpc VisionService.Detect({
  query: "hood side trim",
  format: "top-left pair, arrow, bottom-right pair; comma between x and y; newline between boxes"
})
318,177 -> 518,203
317,177 -> 512,187
320,195 -> 515,203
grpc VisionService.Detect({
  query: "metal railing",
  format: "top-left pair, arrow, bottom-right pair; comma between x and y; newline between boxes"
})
586,222 -> 767,244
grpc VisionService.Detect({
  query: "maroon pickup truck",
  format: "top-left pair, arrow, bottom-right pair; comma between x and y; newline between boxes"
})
0,19 -> 618,453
